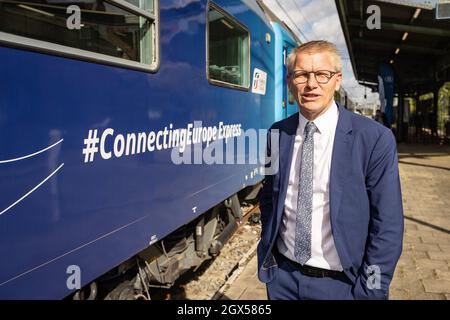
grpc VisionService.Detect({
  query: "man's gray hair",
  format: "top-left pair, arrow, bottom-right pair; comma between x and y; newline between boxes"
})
287,40 -> 342,75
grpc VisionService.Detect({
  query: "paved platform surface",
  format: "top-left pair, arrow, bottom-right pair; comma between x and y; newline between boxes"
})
221,143 -> 450,300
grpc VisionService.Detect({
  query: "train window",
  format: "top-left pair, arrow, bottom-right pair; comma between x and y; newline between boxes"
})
207,3 -> 249,90
0,0 -> 159,72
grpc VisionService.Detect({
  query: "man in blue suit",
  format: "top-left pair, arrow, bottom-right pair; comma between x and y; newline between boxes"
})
258,41 -> 403,300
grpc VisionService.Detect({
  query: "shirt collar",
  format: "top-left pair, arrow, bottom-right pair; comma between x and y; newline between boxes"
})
298,101 -> 339,135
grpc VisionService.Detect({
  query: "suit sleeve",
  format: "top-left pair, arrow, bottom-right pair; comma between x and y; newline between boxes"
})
259,125 -> 278,232
353,129 -> 404,300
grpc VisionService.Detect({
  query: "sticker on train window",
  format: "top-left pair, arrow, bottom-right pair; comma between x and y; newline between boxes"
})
252,68 -> 267,95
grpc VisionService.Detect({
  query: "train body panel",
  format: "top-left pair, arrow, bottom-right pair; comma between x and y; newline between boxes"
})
0,0 -> 291,299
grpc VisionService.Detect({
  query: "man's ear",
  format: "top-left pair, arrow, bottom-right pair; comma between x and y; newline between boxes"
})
334,73 -> 343,91
287,73 -> 294,92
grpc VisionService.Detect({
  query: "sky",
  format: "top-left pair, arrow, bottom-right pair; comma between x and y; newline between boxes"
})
263,0 -> 380,108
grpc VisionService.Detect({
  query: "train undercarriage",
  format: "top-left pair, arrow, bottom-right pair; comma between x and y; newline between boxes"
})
69,183 -> 262,300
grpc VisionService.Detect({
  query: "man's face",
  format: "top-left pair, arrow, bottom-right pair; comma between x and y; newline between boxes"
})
288,51 -> 342,120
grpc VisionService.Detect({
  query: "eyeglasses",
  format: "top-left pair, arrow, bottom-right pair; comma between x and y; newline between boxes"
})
291,70 -> 340,84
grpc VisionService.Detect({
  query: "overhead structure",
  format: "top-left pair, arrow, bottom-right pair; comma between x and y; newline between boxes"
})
335,0 -> 450,139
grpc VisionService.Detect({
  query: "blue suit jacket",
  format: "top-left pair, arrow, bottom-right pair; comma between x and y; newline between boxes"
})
257,103 -> 404,299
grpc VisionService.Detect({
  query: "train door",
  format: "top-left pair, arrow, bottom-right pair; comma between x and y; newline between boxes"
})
282,41 -> 298,117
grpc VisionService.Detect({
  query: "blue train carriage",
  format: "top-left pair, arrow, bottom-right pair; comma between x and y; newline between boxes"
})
257,0 -> 301,121
0,0 -> 280,299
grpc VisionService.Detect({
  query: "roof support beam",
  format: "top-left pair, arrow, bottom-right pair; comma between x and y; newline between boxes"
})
349,19 -> 450,37
352,38 -> 448,55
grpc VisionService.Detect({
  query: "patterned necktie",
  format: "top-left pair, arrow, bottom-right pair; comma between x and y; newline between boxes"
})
294,121 -> 317,265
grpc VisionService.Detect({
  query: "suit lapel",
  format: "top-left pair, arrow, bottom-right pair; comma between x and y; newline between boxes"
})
330,105 -> 353,226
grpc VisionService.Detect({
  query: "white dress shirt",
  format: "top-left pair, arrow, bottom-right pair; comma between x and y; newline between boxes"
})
277,101 -> 343,271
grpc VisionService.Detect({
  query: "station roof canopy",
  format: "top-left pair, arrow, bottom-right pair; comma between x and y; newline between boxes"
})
335,0 -> 450,94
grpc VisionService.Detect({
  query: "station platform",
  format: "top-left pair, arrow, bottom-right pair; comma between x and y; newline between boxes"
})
220,143 -> 450,300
